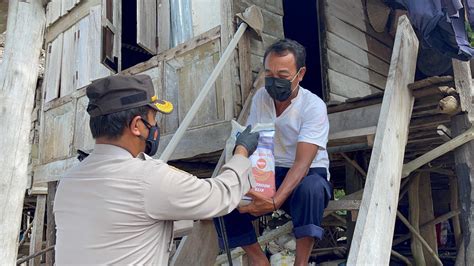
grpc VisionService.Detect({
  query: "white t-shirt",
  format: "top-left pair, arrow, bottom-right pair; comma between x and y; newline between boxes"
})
246,86 -> 330,178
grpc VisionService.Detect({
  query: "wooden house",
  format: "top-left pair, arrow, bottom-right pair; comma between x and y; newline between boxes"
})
15,0 -> 473,265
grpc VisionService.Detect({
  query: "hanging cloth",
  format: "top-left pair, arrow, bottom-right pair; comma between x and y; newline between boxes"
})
387,0 -> 474,61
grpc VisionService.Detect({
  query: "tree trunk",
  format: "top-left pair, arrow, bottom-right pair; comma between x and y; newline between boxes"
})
0,0 -> 45,264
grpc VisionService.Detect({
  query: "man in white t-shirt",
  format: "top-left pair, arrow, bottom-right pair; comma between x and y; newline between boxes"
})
214,39 -> 332,266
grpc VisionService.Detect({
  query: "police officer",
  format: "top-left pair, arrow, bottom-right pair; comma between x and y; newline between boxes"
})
54,74 -> 259,264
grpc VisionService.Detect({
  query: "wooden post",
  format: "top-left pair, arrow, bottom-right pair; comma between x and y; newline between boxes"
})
419,172 -> 438,265
451,58 -> 473,265
450,176 -> 462,248
46,181 -> 58,265
29,195 -> 46,266
347,16 -> 419,265
170,220 -> 219,266
0,0 -> 45,264
397,211 -> 443,265
345,152 -> 365,250
409,174 -> 425,265
451,113 -> 474,265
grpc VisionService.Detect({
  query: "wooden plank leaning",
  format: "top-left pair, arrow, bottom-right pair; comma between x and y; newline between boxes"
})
0,1 -> 46,264
347,15 -> 419,265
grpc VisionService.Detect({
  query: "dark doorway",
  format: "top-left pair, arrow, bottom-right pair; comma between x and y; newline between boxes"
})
121,1 -> 153,70
283,0 -> 324,99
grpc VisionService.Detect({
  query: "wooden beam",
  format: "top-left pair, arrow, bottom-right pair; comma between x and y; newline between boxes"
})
451,113 -> 474,265
0,1 -> 46,264
409,174 -> 425,265
170,221 -> 219,266
450,176 -> 462,248
397,211 -> 443,265
29,195 -> 47,266
402,126 -> 474,178
419,172 -> 438,265
393,209 -> 461,246
45,0 -> 100,44
46,182 -> 57,265
452,60 -> 473,114
345,154 -> 365,250
347,16 -> 419,265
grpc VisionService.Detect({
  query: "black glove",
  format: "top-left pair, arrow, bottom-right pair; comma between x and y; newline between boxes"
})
235,125 -> 260,156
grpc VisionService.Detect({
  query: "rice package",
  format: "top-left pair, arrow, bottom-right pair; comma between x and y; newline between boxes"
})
225,120 -> 276,205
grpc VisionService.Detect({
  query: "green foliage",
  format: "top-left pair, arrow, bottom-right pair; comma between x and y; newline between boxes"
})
465,22 -> 474,47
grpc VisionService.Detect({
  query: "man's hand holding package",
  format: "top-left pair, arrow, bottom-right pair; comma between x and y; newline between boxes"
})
238,190 -> 274,217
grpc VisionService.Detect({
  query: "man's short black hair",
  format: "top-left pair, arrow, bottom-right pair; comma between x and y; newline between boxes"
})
263,39 -> 306,70
89,106 -> 151,139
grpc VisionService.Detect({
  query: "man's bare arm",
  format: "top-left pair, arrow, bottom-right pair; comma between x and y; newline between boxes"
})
273,142 -> 318,208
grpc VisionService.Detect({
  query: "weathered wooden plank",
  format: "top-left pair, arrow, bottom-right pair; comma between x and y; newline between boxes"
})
328,126 -> 376,147
326,15 -> 392,63
0,1 -> 45,262
46,182 -> 58,266
60,26 -> 76,97
191,0 -> 221,36
61,0 -> 75,16
46,0 -> 61,26
157,0 -> 171,53
163,61 -> 180,134
168,40 -> 221,128
397,211 -> 443,265
324,0 -> 393,47
402,126 -> 474,178
450,176 -> 462,248
42,102 -> 76,163
220,0 -> 235,121
347,16 -> 418,264
419,172 -> 438,266
327,50 -> 387,90
75,15 -> 90,89
170,221 -> 219,266
328,103 -> 382,134
345,153 -> 365,250
88,5 -> 110,81
33,157 -> 79,185
74,95 -> 95,152
121,26 -> 221,75
409,174 -> 426,265
44,34 -> 63,103
29,195 -> 46,266
328,93 -> 348,103
326,32 -> 389,76
238,31 -> 252,115
328,69 -> 382,99
34,122 -> 232,183
249,32 -> 278,59
46,0 -> 100,44
261,8 -> 284,39
155,121 -> 231,161
451,114 -> 474,265
137,0 -> 157,54
452,60 -> 473,114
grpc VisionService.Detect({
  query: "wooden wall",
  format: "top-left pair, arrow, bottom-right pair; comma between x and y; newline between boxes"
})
34,3 -> 233,186
321,0 -> 394,101
234,0 -> 284,83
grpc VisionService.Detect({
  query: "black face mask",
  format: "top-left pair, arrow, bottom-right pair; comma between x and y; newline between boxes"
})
264,69 -> 301,102
140,118 -> 160,156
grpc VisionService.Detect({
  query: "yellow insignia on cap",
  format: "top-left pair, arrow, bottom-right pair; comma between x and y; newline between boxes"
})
154,99 -> 174,114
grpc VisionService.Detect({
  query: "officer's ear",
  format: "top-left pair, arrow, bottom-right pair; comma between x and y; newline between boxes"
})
129,116 -> 143,137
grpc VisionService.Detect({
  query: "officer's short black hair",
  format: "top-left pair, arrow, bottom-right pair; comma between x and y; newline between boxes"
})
263,39 -> 306,70
89,105 -> 151,139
